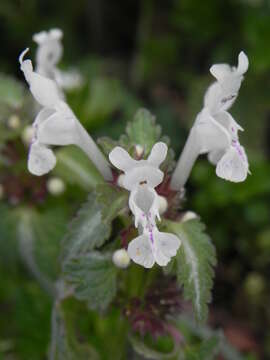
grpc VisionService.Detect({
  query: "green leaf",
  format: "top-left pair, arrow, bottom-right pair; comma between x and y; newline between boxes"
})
97,136 -> 118,157
62,183 -> 128,262
129,334 -> 178,360
54,146 -> 103,191
15,207 -> 68,298
61,193 -> 111,263
185,336 -> 220,360
50,302 -> 99,360
82,78 -> 124,127
64,252 -> 117,310
96,183 -> 128,223
165,219 -> 217,323
0,73 -> 25,108
126,108 -> 161,155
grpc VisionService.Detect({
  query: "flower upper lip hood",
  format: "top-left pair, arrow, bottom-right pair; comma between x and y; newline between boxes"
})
204,51 -> 249,114
109,142 -> 168,191
19,48 -> 62,108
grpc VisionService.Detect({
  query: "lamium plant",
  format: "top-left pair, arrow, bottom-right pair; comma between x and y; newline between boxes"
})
13,29 -> 250,359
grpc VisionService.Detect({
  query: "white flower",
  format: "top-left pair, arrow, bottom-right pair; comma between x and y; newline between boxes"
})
19,48 -> 112,180
109,143 -> 181,268
171,52 -> 249,189
33,28 -> 82,90
194,107 -> 250,183
54,69 -> 83,90
47,177 -> 66,195
112,249 -> 130,269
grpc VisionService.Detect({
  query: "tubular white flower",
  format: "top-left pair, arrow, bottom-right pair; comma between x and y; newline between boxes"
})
33,28 -> 82,90
171,52 -> 249,190
19,49 -> 112,180
109,143 -> 181,268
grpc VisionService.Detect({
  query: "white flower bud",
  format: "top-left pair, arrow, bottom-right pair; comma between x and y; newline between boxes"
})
135,144 -> 144,158
117,174 -> 125,188
47,177 -> 66,195
21,125 -> 35,145
158,195 -> 168,215
112,249 -> 130,269
7,115 -> 20,129
181,211 -> 198,222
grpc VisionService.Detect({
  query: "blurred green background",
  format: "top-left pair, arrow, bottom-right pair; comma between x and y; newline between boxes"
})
0,0 -> 270,359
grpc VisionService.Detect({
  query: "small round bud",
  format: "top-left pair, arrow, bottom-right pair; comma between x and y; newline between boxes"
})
135,144 -> 144,158
47,177 -> 66,196
0,184 -> 4,199
181,211 -> 198,222
158,195 -> 168,215
7,115 -> 20,129
112,249 -> 130,269
117,174 -> 125,188
21,125 -> 35,145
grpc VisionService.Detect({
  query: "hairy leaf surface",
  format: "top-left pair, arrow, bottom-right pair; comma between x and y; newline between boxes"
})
64,252 -> 117,310
165,219 -> 216,323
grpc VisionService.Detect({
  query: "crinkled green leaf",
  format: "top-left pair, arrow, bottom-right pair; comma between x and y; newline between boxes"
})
96,183 -> 128,223
126,108 -> 161,155
165,219 -> 216,323
54,146 -> 103,190
64,252 -> 117,310
62,183 -> 128,262
61,193 -> 110,262
50,302 -> 99,360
